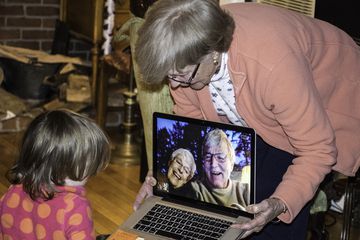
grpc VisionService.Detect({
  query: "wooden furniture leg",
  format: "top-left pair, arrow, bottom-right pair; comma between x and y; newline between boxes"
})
96,57 -> 108,129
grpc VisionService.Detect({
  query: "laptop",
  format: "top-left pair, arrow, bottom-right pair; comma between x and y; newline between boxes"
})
120,112 -> 256,240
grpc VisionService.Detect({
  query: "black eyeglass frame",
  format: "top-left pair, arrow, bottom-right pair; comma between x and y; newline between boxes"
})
168,63 -> 201,86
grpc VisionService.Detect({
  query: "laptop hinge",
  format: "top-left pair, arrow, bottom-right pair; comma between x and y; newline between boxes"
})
162,197 -> 252,219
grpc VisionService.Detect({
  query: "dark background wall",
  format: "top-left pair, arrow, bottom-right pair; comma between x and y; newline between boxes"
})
315,0 -> 359,45
0,0 -> 91,60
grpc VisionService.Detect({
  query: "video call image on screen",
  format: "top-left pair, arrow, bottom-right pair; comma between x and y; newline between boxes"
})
154,117 -> 254,211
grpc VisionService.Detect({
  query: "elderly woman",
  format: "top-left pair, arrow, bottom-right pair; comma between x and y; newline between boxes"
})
164,148 -> 196,191
133,0 -> 360,239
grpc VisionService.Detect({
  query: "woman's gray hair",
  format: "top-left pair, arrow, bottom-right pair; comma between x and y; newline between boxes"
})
135,0 -> 235,84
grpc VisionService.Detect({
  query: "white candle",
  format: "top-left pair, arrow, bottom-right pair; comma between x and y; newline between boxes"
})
102,0 -> 115,55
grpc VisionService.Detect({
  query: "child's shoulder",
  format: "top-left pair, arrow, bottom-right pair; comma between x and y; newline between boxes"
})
0,184 -> 27,208
55,185 -> 88,202
2,184 -> 25,197
49,186 -> 91,215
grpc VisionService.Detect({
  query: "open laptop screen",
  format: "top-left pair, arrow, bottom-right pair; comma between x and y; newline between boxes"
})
153,112 -> 256,216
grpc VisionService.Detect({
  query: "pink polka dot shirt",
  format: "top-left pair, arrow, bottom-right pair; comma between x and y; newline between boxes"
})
0,184 -> 95,240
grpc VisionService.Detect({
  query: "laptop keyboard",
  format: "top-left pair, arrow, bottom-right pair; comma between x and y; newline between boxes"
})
133,204 -> 233,240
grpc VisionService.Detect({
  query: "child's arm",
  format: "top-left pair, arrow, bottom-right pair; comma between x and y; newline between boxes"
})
64,195 -> 96,240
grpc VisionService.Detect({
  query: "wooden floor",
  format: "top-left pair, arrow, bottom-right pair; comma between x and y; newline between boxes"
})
0,122 -> 359,239
86,163 -> 141,235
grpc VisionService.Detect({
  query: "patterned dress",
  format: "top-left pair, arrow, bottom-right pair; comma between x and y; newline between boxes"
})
0,184 -> 95,240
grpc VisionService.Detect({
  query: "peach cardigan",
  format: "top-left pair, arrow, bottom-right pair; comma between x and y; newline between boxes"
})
170,3 -> 360,223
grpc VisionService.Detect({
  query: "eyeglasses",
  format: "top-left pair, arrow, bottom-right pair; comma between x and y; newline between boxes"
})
203,153 -> 227,164
173,158 -> 191,175
168,63 -> 200,86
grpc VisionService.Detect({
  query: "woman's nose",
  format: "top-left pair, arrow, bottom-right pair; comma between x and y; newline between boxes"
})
210,156 -> 219,166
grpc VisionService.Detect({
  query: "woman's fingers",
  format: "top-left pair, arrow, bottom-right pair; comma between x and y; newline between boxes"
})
231,198 -> 286,239
133,176 -> 157,211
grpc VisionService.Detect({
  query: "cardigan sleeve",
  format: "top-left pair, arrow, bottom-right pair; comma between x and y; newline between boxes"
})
262,52 -> 337,223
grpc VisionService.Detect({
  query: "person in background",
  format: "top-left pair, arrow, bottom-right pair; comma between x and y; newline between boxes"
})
0,109 -> 111,240
132,0 -> 360,239
190,129 -> 249,211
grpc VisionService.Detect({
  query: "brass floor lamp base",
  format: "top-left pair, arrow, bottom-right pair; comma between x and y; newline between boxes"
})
111,89 -> 141,166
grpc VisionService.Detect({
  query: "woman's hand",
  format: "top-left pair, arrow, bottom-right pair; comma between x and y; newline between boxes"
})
133,172 -> 157,211
231,198 -> 287,239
